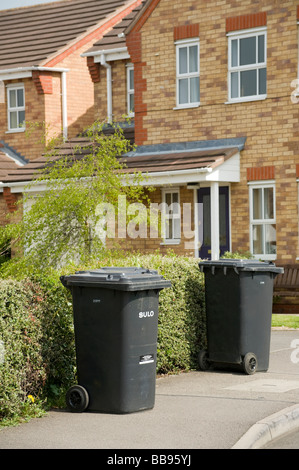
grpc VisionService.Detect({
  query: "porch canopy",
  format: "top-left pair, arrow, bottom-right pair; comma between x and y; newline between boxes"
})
121,137 -> 246,185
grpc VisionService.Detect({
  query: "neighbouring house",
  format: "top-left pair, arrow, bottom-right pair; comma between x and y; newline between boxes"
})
0,0 -> 142,222
2,0 -> 299,269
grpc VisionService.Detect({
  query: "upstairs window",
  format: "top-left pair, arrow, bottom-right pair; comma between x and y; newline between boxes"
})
176,39 -> 200,108
7,84 -> 25,131
127,64 -> 134,117
228,28 -> 267,102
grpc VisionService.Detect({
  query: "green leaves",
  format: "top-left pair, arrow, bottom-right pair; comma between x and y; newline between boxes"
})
0,279 -> 46,420
3,121 -> 148,270
96,253 -> 207,373
0,276 -> 75,423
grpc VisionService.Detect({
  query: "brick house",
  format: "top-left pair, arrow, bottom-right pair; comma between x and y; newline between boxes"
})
82,0 -> 299,264
2,0 -> 299,266
0,0 -> 142,225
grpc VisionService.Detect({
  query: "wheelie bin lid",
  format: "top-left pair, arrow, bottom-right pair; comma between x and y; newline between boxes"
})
60,266 -> 172,291
199,259 -> 284,274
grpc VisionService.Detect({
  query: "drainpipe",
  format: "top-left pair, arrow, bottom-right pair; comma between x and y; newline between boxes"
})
100,54 -> 113,123
61,71 -> 68,140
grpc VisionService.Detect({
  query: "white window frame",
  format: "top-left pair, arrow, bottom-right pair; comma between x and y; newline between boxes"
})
6,83 -> 25,132
249,181 -> 276,260
126,64 -> 134,117
161,188 -> 181,244
175,38 -> 200,109
228,27 -> 267,103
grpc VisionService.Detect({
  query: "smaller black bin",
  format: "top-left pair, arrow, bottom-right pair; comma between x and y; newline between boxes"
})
198,259 -> 283,374
60,267 -> 171,413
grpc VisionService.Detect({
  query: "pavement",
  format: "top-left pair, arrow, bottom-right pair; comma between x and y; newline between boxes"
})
0,329 -> 299,451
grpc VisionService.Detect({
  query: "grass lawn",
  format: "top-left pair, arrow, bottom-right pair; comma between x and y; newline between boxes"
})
272,314 -> 299,329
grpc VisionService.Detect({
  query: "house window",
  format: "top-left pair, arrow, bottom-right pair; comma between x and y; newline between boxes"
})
7,84 -> 25,131
176,39 -> 200,107
162,189 -> 181,243
249,183 -> 276,259
127,65 -> 134,116
228,28 -> 267,102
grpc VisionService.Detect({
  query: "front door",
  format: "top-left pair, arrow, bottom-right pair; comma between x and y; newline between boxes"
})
198,186 -> 230,259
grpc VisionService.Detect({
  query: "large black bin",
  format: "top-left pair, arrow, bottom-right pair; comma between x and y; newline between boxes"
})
60,267 -> 171,413
198,259 -> 283,374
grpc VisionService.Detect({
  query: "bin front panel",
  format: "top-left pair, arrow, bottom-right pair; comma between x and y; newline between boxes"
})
71,286 -> 160,413
205,268 -> 242,364
239,271 -> 274,371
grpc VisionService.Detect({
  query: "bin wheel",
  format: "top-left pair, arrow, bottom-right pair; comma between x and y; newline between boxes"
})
66,385 -> 89,412
242,353 -> 258,375
198,350 -> 211,371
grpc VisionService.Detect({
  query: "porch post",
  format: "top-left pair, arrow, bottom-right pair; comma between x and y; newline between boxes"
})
193,188 -> 199,257
210,181 -> 220,261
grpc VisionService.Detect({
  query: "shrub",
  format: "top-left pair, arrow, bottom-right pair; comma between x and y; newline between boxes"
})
222,250 -> 253,259
0,276 -> 75,423
32,274 -> 76,401
86,253 -> 207,373
0,279 -> 46,421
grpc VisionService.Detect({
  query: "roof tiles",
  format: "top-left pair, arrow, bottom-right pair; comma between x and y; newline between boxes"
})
2,140 -> 238,184
0,0 -> 133,70
0,150 -> 24,180
85,0 -> 145,54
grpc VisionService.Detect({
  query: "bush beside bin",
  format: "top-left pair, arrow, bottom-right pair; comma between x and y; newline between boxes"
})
0,276 -> 75,423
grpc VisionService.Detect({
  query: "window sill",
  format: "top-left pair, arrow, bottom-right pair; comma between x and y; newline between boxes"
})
252,254 -> 276,261
173,103 -> 200,110
160,240 -> 181,246
5,128 -> 26,134
225,95 -> 267,104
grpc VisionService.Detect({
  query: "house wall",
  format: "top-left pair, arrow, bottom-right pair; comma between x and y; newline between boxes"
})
124,0 -> 299,263
0,77 -> 46,161
94,60 -> 131,122
52,41 -> 98,139
0,194 -> 9,226
106,186 -> 196,257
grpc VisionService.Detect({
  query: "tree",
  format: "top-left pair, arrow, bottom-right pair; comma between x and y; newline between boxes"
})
1,122 -> 148,270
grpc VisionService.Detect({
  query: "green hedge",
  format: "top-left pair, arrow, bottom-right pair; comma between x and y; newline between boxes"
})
0,253 -> 206,422
0,279 -> 47,421
0,276 -> 75,423
99,253 -> 206,373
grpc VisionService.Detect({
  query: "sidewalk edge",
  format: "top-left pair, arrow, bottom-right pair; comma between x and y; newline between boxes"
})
231,404 -> 299,449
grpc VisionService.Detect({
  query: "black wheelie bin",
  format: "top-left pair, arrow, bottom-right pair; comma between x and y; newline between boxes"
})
60,267 -> 171,413
198,259 -> 283,374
